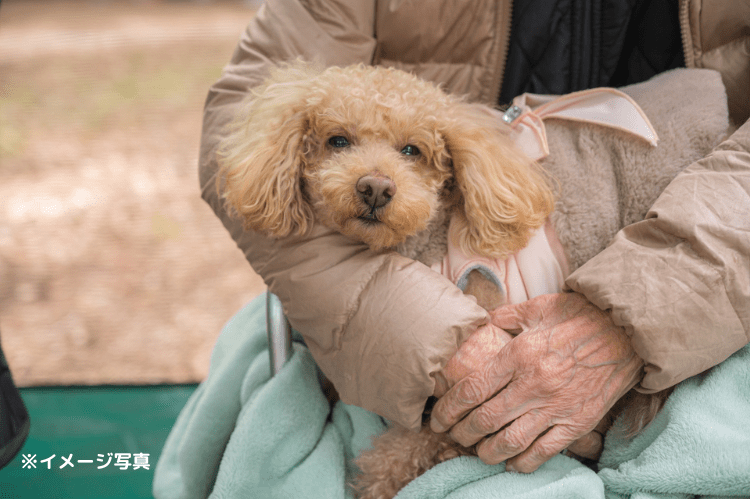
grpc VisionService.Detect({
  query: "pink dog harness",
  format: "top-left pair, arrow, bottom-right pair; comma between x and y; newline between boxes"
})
433,88 -> 658,305
431,218 -> 571,305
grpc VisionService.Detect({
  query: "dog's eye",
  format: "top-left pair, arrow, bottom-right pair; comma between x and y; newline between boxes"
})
328,136 -> 350,148
400,144 -> 421,156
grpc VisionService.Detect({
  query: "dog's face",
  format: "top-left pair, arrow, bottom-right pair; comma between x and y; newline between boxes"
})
298,68 -> 456,249
219,63 -> 553,257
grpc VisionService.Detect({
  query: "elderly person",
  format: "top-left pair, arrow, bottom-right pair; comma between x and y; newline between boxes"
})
200,0 -> 750,473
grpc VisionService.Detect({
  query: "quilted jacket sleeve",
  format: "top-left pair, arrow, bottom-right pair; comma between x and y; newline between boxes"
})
567,119 -> 750,393
199,0 -> 489,430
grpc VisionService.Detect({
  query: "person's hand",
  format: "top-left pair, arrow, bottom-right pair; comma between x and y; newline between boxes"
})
565,410 -> 615,462
433,307 -> 612,463
433,322 -> 515,398
430,292 -> 644,472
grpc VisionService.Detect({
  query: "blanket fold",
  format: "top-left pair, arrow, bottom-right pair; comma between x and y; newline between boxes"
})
598,343 -> 750,498
153,294 -> 387,499
153,294 -> 750,499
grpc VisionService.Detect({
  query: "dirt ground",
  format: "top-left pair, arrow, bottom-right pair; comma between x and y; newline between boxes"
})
0,0 -> 268,386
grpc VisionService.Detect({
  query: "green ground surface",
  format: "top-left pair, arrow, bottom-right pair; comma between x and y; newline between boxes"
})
0,385 -> 196,499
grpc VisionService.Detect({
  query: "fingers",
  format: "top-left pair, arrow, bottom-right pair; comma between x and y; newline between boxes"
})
435,324 -> 514,399
565,411 -> 612,461
431,292 -> 635,473
566,430 -> 604,461
490,293 -> 559,332
492,293 -> 588,333
447,385 -> 529,447
490,301 -> 530,333
432,371 -> 450,399
505,425 -> 579,473
474,410 -> 552,465
430,361 -> 514,433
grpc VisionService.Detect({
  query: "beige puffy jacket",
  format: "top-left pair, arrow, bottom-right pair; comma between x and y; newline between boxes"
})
199,0 -> 750,429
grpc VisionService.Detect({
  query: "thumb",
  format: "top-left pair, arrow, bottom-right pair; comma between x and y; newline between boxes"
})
490,301 -> 534,333
490,294 -> 557,332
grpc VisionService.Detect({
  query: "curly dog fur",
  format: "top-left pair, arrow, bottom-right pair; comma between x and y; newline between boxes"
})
218,61 -> 553,259
217,61 -> 669,498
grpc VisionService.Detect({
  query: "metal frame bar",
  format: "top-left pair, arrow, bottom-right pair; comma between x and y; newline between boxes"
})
265,291 -> 292,376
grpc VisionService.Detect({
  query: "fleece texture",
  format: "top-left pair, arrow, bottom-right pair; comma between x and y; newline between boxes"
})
597,343 -> 750,498
153,294 -> 750,498
544,68 -> 729,271
152,294 -> 386,499
398,69 -> 729,276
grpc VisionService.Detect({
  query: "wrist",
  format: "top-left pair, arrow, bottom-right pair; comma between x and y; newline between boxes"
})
603,322 -> 645,395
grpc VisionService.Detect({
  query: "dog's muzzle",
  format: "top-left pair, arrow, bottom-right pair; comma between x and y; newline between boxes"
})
356,174 -> 396,211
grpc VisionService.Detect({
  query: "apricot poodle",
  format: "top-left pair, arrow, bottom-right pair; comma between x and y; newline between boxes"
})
217,61 -> 668,498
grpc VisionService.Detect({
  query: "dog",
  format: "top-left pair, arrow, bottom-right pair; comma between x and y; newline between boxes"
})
217,61 -> 670,498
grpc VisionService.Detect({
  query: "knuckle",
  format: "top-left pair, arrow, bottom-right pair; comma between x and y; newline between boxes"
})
533,438 -> 562,459
499,426 -> 527,454
516,434 -> 570,472
455,377 -> 486,406
470,406 -> 497,434
429,413 -> 449,433
450,426 -> 478,448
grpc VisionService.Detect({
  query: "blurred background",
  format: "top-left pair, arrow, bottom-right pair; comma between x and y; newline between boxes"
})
1,1 -> 266,494
0,0 -> 266,389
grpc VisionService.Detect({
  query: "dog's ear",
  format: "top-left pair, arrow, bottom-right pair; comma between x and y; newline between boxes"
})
441,102 -> 554,257
217,62 -> 320,238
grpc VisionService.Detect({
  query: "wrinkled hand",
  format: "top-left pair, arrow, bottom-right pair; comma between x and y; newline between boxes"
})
433,322 -> 515,398
430,292 -> 644,472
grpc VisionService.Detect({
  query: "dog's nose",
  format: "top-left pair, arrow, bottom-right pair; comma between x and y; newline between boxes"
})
357,175 -> 397,209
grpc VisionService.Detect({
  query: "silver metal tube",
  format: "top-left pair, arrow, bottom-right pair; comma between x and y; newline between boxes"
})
266,291 -> 292,376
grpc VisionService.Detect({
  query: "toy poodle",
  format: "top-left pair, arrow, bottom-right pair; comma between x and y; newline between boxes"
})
217,61 -> 670,498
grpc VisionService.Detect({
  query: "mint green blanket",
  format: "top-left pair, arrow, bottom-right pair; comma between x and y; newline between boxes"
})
153,294 -> 750,498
